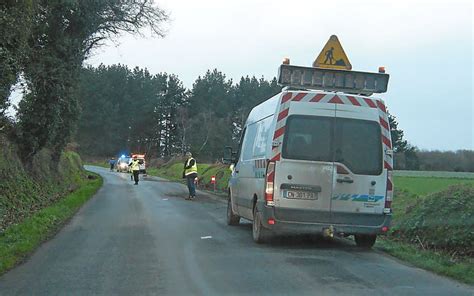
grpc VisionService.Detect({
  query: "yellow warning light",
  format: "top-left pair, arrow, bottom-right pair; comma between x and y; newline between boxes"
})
378,66 -> 386,73
282,57 -> 290,65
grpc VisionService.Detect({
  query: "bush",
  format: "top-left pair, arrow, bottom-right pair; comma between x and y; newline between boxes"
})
393,184 -> 474,256
0,136 -> 86,232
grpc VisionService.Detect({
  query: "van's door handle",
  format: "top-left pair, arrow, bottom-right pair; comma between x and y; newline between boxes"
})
337,177 -> 354,184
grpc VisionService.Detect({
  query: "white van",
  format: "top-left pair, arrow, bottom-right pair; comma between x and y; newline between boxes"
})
225,64 -> 393,248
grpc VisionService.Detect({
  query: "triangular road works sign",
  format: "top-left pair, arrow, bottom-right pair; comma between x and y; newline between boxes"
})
313,35 -> 352,70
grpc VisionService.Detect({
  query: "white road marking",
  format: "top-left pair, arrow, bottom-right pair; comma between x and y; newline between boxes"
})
200,236 -> 212,240
162,198 -> 169,201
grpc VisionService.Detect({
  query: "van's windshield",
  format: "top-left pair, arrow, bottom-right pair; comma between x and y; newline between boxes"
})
282,115 -> 382,175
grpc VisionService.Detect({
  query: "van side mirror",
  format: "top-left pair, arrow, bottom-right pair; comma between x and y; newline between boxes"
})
223,146 -> 235,164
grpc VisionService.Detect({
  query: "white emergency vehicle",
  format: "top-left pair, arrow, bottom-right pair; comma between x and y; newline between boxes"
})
224,36 -> 394,248
116,155 -> 131,172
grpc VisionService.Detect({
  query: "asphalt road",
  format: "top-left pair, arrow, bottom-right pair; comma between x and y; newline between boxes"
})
0,166 -> 472,296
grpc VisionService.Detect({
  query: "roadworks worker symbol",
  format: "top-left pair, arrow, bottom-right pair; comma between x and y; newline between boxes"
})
313,35 -> 352,70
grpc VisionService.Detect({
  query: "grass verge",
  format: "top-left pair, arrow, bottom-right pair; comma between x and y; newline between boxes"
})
147,163 -> 230,196
376,238 -> 474,285
0,172 -> 103,275
385,180 -> 474,284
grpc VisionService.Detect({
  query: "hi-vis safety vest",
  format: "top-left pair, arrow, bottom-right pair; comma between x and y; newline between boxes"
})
185,158 -> 197,176
130,160 -> 140,171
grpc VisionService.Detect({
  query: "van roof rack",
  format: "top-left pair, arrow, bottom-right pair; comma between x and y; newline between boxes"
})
277,64 -> 389,96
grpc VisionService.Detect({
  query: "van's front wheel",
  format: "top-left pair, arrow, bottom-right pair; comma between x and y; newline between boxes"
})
354,234 -> 377,249
252,206 -> 271,243
227,195 -> 240,225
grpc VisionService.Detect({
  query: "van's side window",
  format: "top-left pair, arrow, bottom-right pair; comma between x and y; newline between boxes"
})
253,116 -> 272,158
235,128 -> 246,162
241,123 -> 258,161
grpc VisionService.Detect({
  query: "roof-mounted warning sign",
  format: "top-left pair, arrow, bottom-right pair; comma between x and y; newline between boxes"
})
277,64 -> 389,95
313,35 -> 352,70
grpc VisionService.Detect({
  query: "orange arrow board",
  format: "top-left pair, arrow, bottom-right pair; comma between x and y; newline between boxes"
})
313,35 -> 352,70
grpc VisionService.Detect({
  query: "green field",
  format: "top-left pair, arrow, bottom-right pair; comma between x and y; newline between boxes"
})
394,176 -> 474,196
395,170 -> 474,179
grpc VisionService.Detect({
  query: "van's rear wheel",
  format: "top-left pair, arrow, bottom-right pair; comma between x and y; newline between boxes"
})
227,195 -> 240,225
252,206 -> 271,243
354,234 -> 377,249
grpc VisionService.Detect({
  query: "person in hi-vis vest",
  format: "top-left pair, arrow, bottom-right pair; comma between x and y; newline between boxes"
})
129,156 -> 140,185
183,152 -> 198,200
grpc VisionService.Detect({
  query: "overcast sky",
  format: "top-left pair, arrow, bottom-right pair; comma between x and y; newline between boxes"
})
87,0 -> 473,151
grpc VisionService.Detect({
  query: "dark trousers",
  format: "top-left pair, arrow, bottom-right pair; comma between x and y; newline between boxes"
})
133,170 -> 139,184
186,174 -> 196,197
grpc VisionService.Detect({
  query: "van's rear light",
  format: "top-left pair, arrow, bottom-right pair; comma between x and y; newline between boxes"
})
265,161 -> 276,206
384,170 -> 393,214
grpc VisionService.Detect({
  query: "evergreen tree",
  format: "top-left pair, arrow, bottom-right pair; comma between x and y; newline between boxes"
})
76,65 -> 133,156
160,75 -> 187,156
388,112 -> 408,153
75,65 -> 282,161
388,111 -> 419,170
232,76 -> 281,140
187,69 -> 235,160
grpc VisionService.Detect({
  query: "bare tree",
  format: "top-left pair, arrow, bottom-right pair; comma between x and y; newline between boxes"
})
82,0 -> 169,55
177,106 -> 190,154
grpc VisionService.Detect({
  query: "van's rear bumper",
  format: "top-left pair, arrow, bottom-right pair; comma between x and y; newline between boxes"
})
259,204 -> 391,235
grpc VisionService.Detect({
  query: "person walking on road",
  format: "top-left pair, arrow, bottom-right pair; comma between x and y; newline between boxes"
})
183,152 -> 198,200
109,157 -> 116,171
130,155 -> 140,185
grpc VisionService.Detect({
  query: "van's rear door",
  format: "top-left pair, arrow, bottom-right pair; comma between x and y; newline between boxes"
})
273,102 -> 335,222
331,104 -> 386,217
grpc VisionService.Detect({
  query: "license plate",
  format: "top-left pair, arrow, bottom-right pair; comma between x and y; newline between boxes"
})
285,190 -> 318,200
